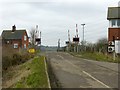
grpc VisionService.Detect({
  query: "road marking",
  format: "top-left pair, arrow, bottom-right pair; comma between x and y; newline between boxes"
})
64,59 -> 111,88
44,57 -> 51,89
82,71 -> 110,88
57,55 -> 64,59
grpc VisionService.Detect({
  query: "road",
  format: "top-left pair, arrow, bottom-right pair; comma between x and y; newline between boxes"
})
45,51 -> 119,89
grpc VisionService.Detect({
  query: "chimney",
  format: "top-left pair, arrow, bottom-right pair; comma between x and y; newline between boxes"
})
12,25 -> 16,32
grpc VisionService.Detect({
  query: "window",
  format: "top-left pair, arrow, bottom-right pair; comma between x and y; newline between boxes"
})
111,20 -> 116,27
14,43 -> 18,48
24,35 -> 27,41
110,20 -> 120,27
117,20 -> 120,27
24,44 -> 26,49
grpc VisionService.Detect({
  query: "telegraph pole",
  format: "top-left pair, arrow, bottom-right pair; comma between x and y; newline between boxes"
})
76,24 -> 79,53
40,31 -> 41,46
113,36 -> 116,60
40,31 -> 41,50
81,24 -> 85,51
68,30 -> 70,52
81,24 -> 85,44
58,39 -> 60,52
68,30 -> 70,42
76,24 -> 78,38
35,25 -> 38,45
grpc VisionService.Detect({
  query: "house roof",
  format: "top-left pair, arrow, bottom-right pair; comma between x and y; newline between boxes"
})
107,7 -> 120,19
2,30 -> 27,39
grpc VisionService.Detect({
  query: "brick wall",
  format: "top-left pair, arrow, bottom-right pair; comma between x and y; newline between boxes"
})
108,28 -> 120,41
22,32 -> 29,49
12,40 -> 21,49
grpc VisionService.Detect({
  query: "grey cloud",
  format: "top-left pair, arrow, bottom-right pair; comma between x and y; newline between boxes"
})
0,0 -> 120,46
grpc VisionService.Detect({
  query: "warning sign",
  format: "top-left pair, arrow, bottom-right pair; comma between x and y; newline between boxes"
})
28,48 -> 35,53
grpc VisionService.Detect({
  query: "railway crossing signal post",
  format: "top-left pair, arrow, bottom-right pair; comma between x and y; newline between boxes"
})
81,24 -> 85,51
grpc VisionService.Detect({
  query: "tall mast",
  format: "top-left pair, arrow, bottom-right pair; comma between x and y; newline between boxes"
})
68,30 -> 70,42
76,24 -> 78,38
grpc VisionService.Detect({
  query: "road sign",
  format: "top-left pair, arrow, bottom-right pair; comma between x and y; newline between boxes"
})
73,37 -> 79,42
28,48 -> 35,53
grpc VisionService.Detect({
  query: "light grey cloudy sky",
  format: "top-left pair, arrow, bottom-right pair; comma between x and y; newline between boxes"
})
0,0 -> 120,46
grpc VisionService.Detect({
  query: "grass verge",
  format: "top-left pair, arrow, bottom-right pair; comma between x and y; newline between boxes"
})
70,52 -> 120,63
14,56 -> 49,88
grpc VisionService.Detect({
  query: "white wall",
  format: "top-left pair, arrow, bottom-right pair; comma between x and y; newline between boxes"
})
115,40 -> 120,53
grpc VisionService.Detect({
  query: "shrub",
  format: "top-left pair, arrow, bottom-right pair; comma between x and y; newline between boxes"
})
21,53 -> 30,63
12,53 -> 22,65
2,56 -> 12,70
2,45 -> 35,70
2,52 -> 34,71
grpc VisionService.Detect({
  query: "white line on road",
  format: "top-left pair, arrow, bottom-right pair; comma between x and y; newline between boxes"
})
57,55 -> 64,59
82,71 -> 110,88
64,59 -> 111,88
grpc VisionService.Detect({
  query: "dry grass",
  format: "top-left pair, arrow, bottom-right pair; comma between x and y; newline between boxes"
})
70,52 -> 120,63
2,58 -> 32,88
13,56 -> 49,88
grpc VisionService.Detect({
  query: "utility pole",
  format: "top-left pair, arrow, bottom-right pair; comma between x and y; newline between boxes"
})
81,24 -> 85,51
76,24 -> 79,53
58,39 -> 60,52
39,31 -> 41,50
76,24 -> 78,38
40,31 -> 41,46
68,30 -> 71,52
68,30 -> 70,42
113,36 -> 116,60
35,25 -> 38,45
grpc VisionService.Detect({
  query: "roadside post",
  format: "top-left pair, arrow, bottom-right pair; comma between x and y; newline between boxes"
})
113,50 -> 116,60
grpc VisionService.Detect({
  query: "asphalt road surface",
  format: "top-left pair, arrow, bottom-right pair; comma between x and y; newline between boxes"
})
45,51 -> 119,89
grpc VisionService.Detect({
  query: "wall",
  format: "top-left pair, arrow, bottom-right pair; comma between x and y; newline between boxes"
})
108,28 -> 120,41
2,39 -> 21,50
12,40 -> 21,49
22,31 -> 29,49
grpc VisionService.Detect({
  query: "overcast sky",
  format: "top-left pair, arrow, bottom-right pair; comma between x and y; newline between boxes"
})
0,0 -> 120,46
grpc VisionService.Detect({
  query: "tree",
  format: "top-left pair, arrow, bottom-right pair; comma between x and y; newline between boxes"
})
29,28 -> 36,45
96,37 -> 108,53
84,38 -> 108,53
81,40 -> 87,51
86,42 -> 95,52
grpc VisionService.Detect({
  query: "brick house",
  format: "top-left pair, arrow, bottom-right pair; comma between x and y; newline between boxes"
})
107,7 -> 120,41
1,25 -> 29,50
107,7 -> 120,53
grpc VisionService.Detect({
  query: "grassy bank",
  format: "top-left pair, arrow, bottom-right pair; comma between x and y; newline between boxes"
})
14,56 -> 49,88
70,52 -> 120,63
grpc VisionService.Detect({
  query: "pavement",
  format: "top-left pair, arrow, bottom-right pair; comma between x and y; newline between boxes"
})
44,51 -> 119,89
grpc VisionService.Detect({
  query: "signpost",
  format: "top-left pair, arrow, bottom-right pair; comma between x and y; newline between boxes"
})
28,48 -> 35,53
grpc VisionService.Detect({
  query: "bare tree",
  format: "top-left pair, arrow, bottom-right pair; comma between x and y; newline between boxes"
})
86,42 -> 95,52
84,38 -> 108,53
29,28 -> 36,45
96,37 -> 108,53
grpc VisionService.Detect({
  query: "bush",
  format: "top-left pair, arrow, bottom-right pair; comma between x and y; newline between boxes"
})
21,53 -> 31,63
2,52 -> 35,71
2,45 -> 36,70
2,56 -> 12,70
12,53 -> 22,65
